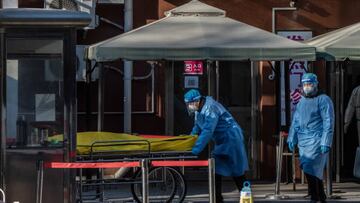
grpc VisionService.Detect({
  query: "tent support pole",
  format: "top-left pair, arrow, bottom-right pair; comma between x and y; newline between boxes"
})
124,0 -> 133,133
335,62 -> 341,183
124,60 -> 133,133
215,61 -> 219,101
165,61 -> 174,135
251,61 -> 260,178
207,60 -> 216,98
97,63 -> 104,131
207,60 -> 216,158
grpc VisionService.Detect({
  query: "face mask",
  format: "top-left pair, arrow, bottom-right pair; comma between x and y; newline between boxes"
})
303,86 -> 313,94
187,104 -> 199,116
303,85 -> 317,96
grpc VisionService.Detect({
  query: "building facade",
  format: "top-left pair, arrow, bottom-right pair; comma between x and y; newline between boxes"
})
3,0 -> 360,180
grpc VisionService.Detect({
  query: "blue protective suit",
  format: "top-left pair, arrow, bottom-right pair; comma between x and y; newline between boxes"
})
191,96 -> 249,176
287,94 -> 334,180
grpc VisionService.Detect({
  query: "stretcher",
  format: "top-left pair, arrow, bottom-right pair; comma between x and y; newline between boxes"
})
48,132 -> 199,202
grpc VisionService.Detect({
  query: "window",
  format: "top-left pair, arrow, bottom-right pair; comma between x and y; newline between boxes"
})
6,38 -> 64,148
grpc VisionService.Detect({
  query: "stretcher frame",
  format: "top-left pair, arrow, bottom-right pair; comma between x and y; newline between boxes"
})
75,138 -> 198,202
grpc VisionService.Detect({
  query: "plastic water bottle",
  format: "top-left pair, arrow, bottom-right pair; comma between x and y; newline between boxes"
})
239,181 -> 253,203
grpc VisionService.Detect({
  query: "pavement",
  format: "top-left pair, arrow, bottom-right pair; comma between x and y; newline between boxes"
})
81,180 -> 360,202
183,180 -> 360,202
79,169 -> 360,203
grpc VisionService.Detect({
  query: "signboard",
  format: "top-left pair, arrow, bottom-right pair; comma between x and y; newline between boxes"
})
184,61 -> 203,75
277,31 -> 312,42
184,76 -> 199,89
277,31 -> 312,125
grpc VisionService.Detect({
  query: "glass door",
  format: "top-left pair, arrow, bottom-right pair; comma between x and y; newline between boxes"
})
6,38 -> 64,148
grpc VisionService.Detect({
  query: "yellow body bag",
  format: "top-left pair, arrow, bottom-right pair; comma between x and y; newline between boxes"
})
49,132 -> 197,155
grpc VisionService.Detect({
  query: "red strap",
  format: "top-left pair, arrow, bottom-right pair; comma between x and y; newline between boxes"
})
152,160 -> 208,167
45,160 -> 209,169
45,161 -> 140,168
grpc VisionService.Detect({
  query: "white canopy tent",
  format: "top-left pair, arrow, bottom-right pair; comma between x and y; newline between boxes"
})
306,22 -> 360,61
84,1 -> 318,196
86,0 -> 316,61
305,21 -> 360,196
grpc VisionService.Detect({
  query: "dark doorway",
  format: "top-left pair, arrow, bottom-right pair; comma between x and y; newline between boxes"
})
342,61 -> 360,179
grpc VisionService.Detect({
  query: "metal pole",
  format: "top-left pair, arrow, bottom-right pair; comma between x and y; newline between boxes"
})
275,133 -> 284,195
141,159 -> 149,203
208,158 -> 216,203
269,7 -> 297,80
124,0 -> 133,133
267,131 -> 289,199
207,61 -> 215,157
272,7 -> 297,33
96,63 -> 105,201
165,61 -> 174,135
151,63 -> 155,114
0,29 -> 7,190
326,61 -> 336,196
335,62 -> 341,182
36,160 -> 44,203
40,161 -> 43,203
99,168 -> 105,202
326,153 -> 332,196
301,171 -> 305,184
276,63 -> 285,195
292,150 -> 296,191
124,0 -> 133,31
207,60 -> 211,96
36,161 -> 40,203
207,60 -> 216,97
251,61 -> 259,178
215,61 -> 219,101
85,60 -> 92,131
97,63 -> 104,131
124,61 -> 133,133
79,169 -> 83,202
340,64 -> 345,168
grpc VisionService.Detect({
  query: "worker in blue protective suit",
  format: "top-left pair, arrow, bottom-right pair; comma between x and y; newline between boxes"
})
287,73 -> 334,203
184,89 -> 249,203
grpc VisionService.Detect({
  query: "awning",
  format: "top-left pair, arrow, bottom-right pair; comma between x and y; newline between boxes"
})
87,0 -> 315,62
306,22 -> 360,61
0,8 -> 91,27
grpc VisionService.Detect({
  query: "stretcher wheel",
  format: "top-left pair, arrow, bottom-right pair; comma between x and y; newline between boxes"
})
168,167 -> 187,203
131,167 -> 186,202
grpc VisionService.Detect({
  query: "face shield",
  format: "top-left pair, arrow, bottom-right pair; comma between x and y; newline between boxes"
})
302,82 -> 317,96
186,101 -> 199,116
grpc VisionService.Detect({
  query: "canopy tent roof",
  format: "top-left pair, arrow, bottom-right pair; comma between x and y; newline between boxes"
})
87,0 -> 315,62
306,22 -> 360,61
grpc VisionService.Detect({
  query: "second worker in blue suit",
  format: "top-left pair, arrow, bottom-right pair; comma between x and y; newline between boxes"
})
287,73 -> 334,203
184,89 -> 249,203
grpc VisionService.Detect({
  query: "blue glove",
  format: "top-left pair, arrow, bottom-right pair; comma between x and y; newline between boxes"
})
320,146 -> 330,154
288,142 -> 295,152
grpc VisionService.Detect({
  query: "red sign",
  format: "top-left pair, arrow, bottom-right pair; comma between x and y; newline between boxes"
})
184,61 -> 203,75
